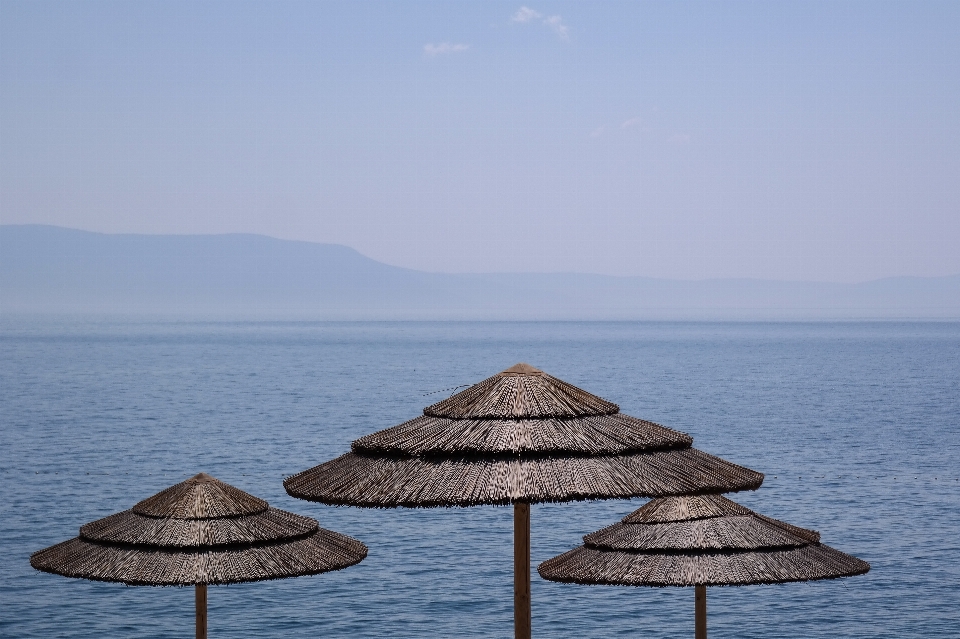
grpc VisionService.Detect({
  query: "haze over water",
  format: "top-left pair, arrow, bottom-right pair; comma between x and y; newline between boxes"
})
2,319 -> 958,638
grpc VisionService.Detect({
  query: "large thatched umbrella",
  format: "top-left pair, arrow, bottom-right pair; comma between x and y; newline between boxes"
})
31,473 -> 368,638
284,363 -> 764,638
538,494 -> 870,638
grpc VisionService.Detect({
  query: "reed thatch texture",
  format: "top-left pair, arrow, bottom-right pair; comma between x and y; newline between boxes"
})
78,507 -> 317,547
285,448 -> 762,507
31,473 -> 367,586
537,494 -> 869,587
422,363 -> 620,419
352,414 -> 691,455
284,364 -> 764,507
31,528 -> 368,586
132,475 -> 268,518
538,544 -> 869,587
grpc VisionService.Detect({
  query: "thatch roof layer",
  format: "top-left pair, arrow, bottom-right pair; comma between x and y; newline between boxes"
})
538,543 -> 870,587
31,528 -> 367,586
80,508 -> 317,548
623,494 -> 753,523
352,413 -> 692,456
31,473 -> 368,586
614,495 -> 820,542
585,515 -> 811,551
423,364 -> 619,419
133,473 -> 267,518
284,449 -> 763,507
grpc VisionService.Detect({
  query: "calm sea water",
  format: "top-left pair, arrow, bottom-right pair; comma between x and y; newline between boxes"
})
1,319 -> 958,638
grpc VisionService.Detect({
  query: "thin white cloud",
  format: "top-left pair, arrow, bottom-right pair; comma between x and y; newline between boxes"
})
621,117 -> 642,129
589,126 -> 606,139
511,6 -> 542,23
423,43 -> 470,56
511,7 -> 569,40
543,15 -> 568,39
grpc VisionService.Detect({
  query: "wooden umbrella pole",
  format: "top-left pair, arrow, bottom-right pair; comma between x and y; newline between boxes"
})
695,585 -> 706,639
196,583 -> 207,639
514,502 -> 531,639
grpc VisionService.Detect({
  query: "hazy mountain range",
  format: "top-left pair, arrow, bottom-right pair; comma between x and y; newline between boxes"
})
2,225 -> 958,319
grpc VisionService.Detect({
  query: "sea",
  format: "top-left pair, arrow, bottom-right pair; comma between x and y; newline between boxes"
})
1,319 -> 958,638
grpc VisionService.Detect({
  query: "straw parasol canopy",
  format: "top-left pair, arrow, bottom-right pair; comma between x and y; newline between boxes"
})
284,363 -> 764,638
31,473 -> 367,638
538,494 -> 870,638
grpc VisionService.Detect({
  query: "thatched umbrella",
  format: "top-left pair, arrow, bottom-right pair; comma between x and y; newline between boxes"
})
31,473 -> 368,638
538,494 -> 870,638
284,363 -> 764,638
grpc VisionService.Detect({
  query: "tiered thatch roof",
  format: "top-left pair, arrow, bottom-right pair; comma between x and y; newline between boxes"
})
31,473 -> 368,586
284,364 -> 764,506
538,494 -> 870,586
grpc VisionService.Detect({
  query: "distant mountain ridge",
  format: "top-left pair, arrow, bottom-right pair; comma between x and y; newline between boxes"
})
2,225 -> 958,319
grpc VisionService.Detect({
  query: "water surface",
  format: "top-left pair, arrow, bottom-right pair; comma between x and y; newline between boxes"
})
2,320 -> 958,637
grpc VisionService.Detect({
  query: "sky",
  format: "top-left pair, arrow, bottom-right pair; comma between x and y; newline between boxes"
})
2,1 -> 959,282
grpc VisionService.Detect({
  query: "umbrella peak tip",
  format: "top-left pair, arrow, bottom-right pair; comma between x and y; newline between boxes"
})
133,473 -> 269,518
500,362 -> 543,376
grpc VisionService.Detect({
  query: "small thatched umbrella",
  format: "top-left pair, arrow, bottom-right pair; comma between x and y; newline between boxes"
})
31,473 -> 368,638
284,363 -> 764,638
538,494 -> 870,638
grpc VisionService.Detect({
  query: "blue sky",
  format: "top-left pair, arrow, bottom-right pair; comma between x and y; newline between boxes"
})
2,1 -> 958,281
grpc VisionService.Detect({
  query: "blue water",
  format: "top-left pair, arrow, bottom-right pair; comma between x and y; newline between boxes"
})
1,319 -> 958,638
